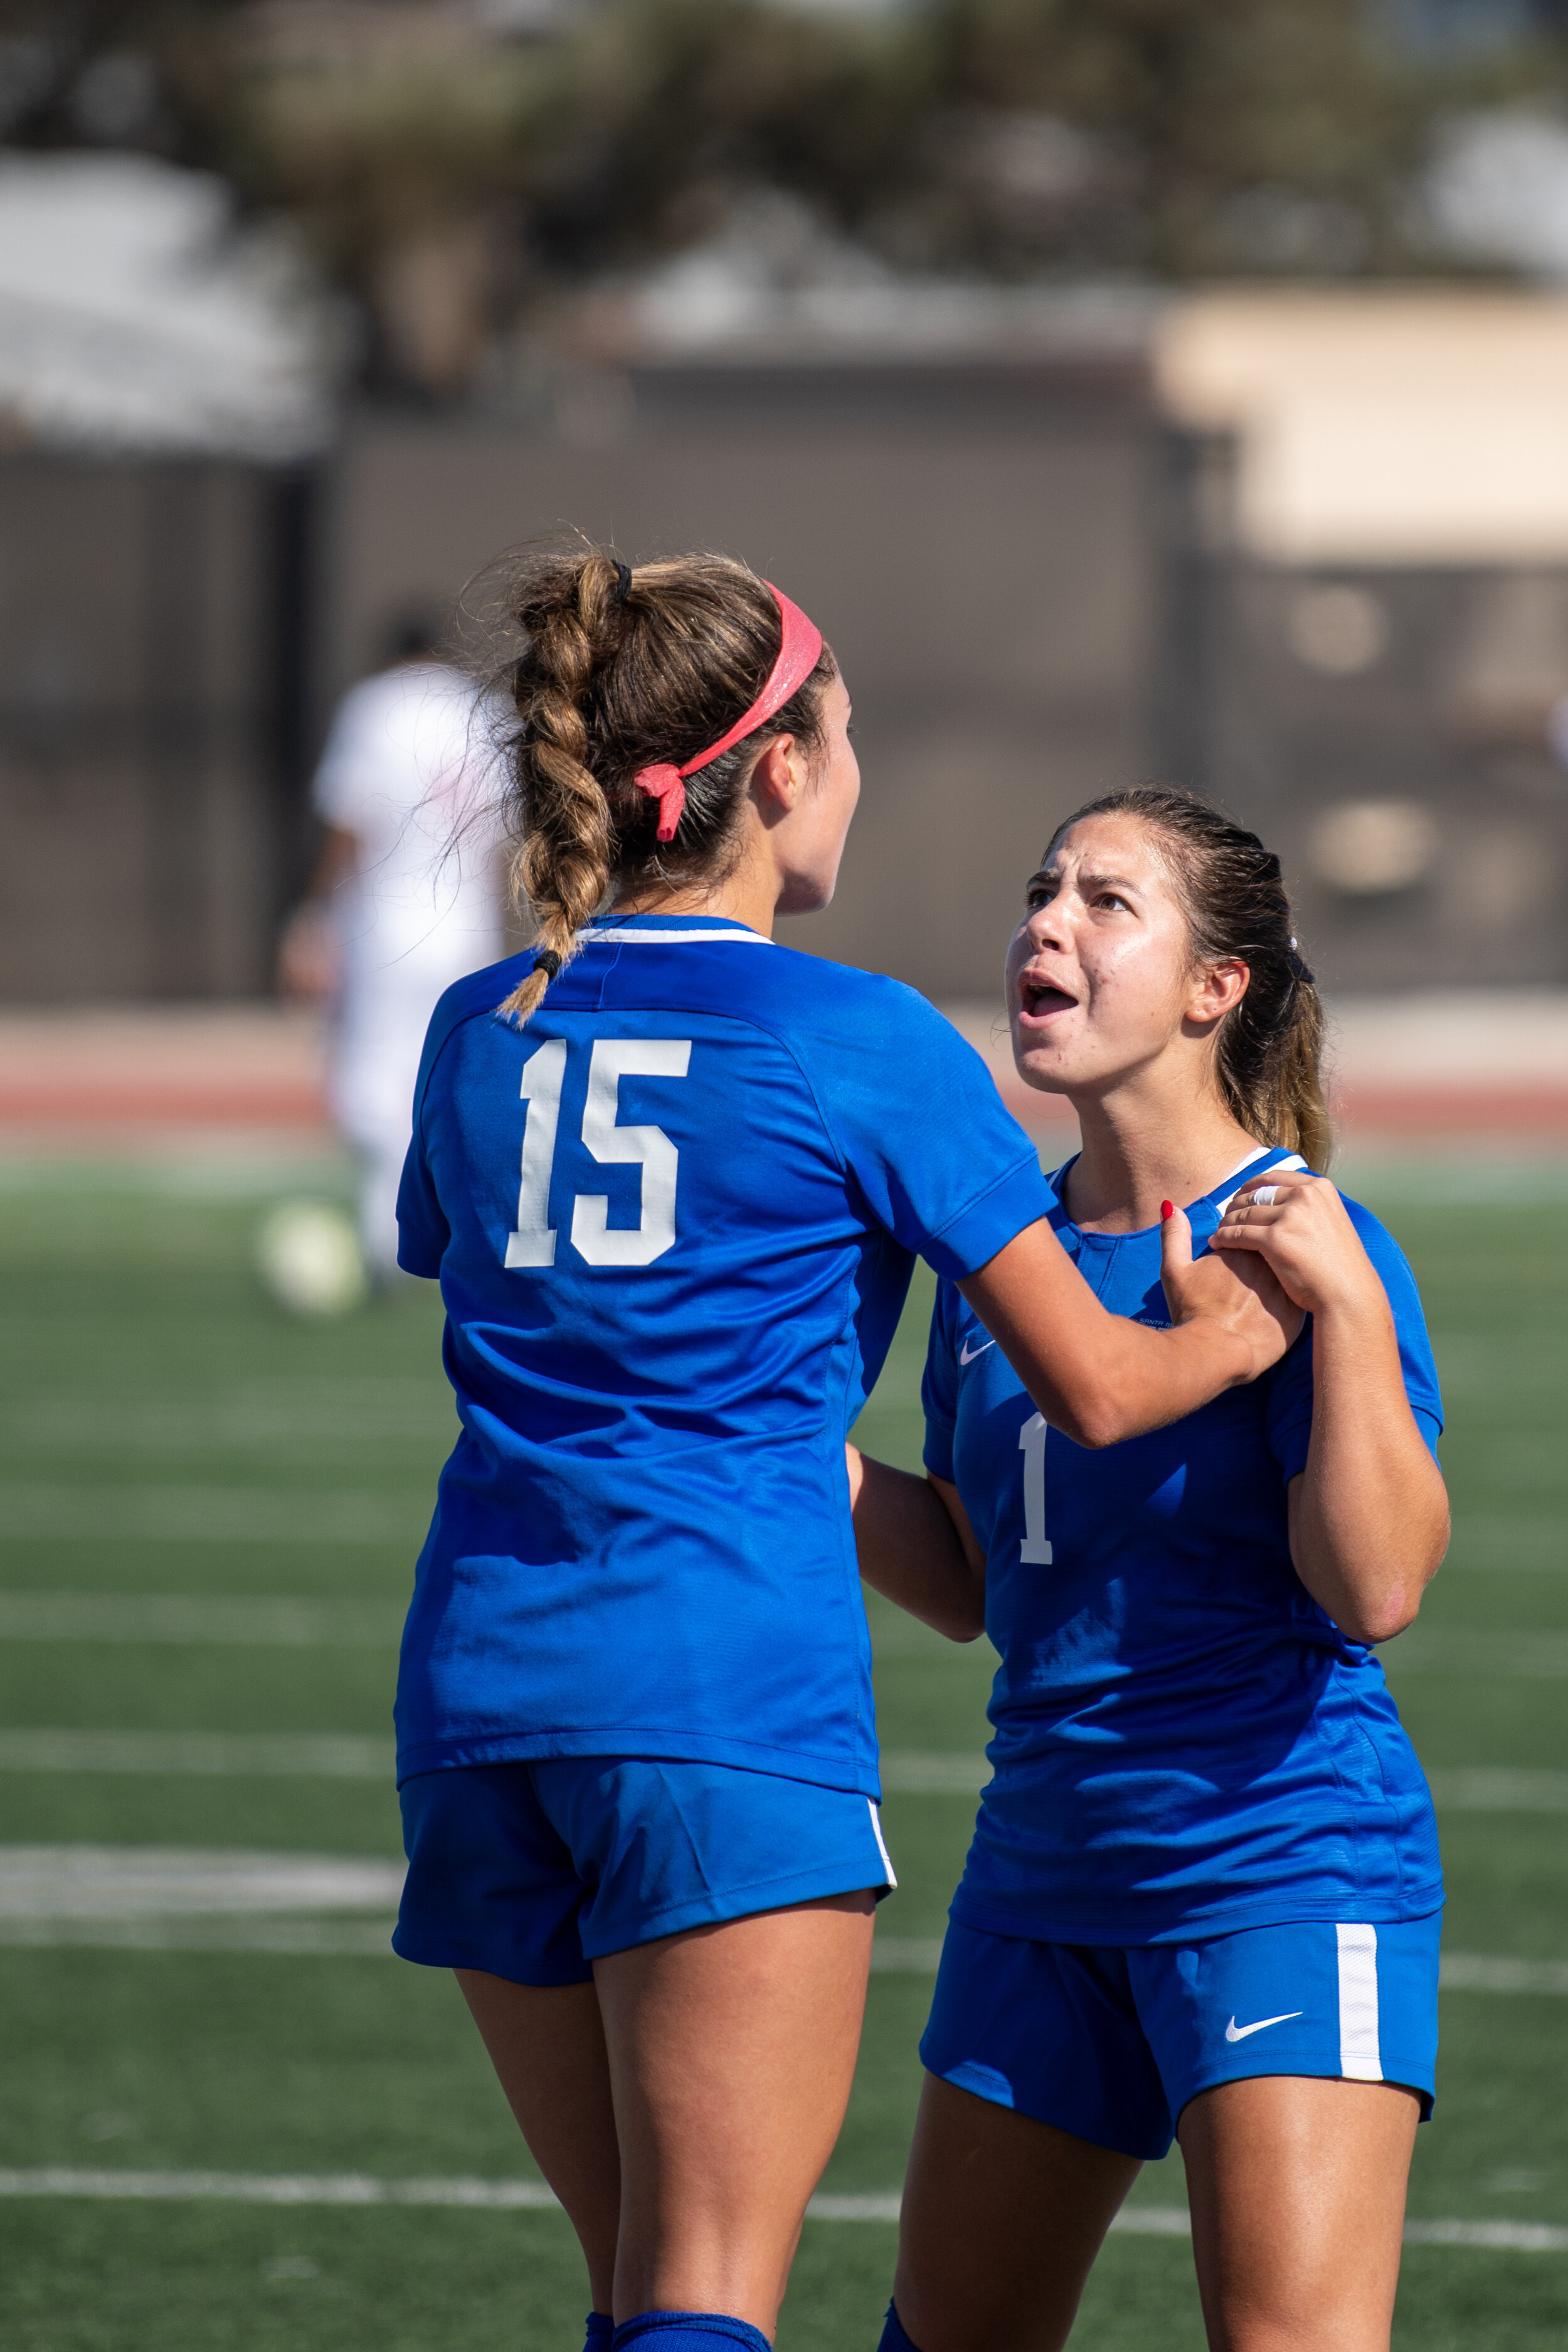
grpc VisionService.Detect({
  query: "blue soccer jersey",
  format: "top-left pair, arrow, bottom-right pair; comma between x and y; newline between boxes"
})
394,913 -> 1054,1797
923,1148 -> 1445,1943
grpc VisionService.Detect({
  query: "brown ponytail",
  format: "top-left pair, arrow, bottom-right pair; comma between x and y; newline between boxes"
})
471,544 -> 836,1023
1048,786 -> 1332,1169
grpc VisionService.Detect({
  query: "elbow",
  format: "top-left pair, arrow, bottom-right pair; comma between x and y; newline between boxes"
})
1363,1515 -> 1448,1646
910,1606 -> 985,1645
1348,1579 -> 1428,1648
1049,1394 -> 1126,1452
933,1582 -> 988,1645
1358,1599 -> 1420,1647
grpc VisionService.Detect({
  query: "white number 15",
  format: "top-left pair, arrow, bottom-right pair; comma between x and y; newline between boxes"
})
504,1037 -> 692,1270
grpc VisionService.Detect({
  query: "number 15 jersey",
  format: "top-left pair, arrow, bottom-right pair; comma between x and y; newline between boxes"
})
394,913 -> 1054,1796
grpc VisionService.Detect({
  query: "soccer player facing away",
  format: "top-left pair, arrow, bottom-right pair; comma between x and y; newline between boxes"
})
388,558 -> 1298,2352
849,791 -> 1449,2352
278,620 -> 508,1280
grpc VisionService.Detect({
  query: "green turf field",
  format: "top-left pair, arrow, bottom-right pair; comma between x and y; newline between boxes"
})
0,1168 -> 1564,2349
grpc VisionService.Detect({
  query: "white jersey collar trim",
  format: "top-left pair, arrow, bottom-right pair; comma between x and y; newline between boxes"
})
1210,1147 -> 1309,1219
579,925 -> 775,946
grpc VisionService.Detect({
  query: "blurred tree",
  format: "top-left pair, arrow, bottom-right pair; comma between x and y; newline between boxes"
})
0,0 -> 1535,393
896,0 -> 1449,276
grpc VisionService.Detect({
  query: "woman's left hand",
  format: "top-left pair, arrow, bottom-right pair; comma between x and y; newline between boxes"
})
1212,1171 -> 1383,1321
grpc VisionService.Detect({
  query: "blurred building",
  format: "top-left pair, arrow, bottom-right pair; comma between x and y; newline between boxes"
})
0,152 -> 332,1000
1158,291 -> 1568,992
326,272 -> 1175,1001
8,155 -> 1568,1005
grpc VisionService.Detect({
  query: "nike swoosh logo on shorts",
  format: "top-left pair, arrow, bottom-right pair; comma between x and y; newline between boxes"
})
1224,2011 -> 1303,2042
959,1336 -> 995,1365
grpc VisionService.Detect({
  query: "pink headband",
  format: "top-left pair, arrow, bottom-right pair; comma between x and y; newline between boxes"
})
633,584 -> 824,844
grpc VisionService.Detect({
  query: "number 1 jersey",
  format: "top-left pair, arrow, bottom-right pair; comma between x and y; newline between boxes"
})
393,913 -> 1054,1795
924,1153 -> 1446,1941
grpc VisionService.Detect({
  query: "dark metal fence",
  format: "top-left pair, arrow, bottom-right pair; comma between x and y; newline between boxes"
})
3,370 -> 1563,1003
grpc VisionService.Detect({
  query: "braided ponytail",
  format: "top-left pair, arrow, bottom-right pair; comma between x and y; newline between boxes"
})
476,543 -> 835,1025
498,553 -> 623,1021
1048,787 -> 1332,1169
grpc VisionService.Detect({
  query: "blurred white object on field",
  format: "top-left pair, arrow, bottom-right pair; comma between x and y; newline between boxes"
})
255,1202 -> 368,1319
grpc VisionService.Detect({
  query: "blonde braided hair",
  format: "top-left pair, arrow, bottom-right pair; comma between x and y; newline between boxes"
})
499,553 -> 621,1022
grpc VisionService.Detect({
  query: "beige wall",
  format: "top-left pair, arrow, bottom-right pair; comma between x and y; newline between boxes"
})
1157,291 -> 1568,566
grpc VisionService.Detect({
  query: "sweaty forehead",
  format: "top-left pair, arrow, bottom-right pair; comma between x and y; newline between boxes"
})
1040,813 -> 1179,886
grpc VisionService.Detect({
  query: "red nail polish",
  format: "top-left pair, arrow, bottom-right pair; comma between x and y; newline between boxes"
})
1160,1200 -> 1173,1221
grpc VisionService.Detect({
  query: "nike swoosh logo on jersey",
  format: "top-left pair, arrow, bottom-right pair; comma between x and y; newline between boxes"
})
1224,2010 -> 1303,2042
959,1336 -> 995,1365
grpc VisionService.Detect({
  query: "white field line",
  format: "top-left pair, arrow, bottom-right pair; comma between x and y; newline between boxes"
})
0,1848 -> 406,1917
0,1735 -> 1564,1825
0,1491 -> 415,1544
0,1842 -> 1555,2004
0,1594 -> 403,1645
0,1731 -> 393,1776
0,1916 -> 399,1954
869,1937 -> 945,1973
1445,1519 -> 1567,1574
4,1917 -> 1551,1988
1385,1632 -> 1568,1678
0,2169 -> 1559,2250
1439,1952 -> 1568,1995
874,1943 -> 1568,1994
7,1591 -> 1568,1682
1401,2220 -> 1568,2251
883,1755 -> 1568,1812
1427,1769 -> 1568,1813
0,1391 -> 448,1451
879,1754 -> 985,1794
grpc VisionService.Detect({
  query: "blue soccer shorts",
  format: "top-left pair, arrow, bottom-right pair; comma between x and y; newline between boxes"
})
920,1912 -> 1442,2161
394,1756 -> 896,1985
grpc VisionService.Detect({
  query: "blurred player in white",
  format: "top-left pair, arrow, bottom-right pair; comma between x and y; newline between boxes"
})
278,621 -> 507,1281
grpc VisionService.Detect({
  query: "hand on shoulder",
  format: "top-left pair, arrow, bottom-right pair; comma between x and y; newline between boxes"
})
1211,1171 -> 1384,1322
1160,1198 -> 1304,1379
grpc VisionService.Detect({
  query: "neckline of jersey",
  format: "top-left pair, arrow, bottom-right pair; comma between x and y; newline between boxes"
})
1049,1143 -> 1292,1244
578,913 -> 773,944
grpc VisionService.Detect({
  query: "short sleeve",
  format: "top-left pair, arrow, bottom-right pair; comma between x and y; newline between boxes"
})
921,1281 -> 963,1480
311,679 -> 389,834
809,980 -> 1054,1278
1266,1195 -> 1444,1484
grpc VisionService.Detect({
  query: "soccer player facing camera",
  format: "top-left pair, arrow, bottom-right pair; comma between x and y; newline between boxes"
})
852,790 -> 1449,2352
387,558 -> 1295,2352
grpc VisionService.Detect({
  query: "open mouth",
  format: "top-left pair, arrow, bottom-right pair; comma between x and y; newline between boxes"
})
1018,981 -> 1078,1022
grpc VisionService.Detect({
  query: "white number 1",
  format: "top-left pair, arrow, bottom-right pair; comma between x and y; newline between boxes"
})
1019,1412 -> 1053,1564
505,1037 -> 692,1271
505,1039 -> 567,1267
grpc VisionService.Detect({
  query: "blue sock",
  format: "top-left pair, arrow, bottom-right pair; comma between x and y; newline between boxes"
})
584,2316 -> 615,2352
610,2314 -> 771,2352
877,2301 -> 923,2352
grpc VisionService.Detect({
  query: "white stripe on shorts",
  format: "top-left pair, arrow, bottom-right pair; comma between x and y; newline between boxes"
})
1337,1922 -> 1384,2082
867,1801 -> 897,1890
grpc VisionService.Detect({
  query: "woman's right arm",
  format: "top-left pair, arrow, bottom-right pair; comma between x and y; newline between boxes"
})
847,1444 -> 986,1643
961,1205 -> 1301,1451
